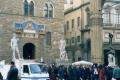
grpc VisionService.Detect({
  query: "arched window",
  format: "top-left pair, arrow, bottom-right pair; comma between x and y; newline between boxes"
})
44,3 -> 54,18
103,5 -> 111,24
24,0 -> 29,16
72,19 -> 74,28
66,21 -> 69,30
85,7 -> 90,26
77,17 -> 80,27
115,6 -> 120,25
29,1 -> 34,16
49,4 -> 53,18
46,32 -> 51,45
24,0 -> 34,16
44,3 -> 48,18
64,24 -> 66,35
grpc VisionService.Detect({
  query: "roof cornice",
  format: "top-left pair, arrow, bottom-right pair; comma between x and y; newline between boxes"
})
64,2 -> 90,15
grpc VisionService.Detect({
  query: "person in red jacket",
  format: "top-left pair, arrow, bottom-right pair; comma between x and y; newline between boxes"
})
98,65 -> 105,80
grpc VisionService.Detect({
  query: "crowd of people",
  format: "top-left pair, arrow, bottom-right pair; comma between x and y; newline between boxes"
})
0,61 -> 120,80
48,63 -> 120,80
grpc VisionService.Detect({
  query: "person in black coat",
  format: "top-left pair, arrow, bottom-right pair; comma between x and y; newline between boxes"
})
68,65 -> 73,80
106,67 -> 113,80
7,61 -> 19,80
0,72 -> 3,80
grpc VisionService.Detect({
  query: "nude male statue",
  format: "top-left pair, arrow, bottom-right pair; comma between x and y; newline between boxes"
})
11,33 -> 20,61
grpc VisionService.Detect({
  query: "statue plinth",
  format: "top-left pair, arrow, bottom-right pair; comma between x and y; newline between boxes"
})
108,62 -> 116,67
56,58 -> 72,66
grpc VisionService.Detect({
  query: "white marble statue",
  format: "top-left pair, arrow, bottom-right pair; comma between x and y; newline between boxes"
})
11,33 -> 20,61
59,38 -> 68,60
108,53 -> 115,66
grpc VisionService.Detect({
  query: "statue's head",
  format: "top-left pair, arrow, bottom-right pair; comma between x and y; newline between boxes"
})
61,35 -> 65,40
13,33 -> 16,38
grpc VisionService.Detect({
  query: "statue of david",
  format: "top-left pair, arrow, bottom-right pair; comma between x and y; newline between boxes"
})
11,33 -> 20,61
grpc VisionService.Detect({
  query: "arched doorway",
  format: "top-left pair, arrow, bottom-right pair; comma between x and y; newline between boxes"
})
23,43 -> 35,59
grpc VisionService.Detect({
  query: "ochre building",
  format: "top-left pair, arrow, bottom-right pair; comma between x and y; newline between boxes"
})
64,0 -> 120,65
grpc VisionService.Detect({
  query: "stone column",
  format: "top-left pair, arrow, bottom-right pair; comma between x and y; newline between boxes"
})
90,0 -> 103,63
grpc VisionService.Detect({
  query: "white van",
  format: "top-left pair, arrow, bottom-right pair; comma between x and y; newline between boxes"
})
0,60 -> 49,80
20,60 -> 49,80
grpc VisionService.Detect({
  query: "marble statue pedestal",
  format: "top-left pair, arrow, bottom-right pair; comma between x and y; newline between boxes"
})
56,58 -> 72,66
108,62 -> 116,67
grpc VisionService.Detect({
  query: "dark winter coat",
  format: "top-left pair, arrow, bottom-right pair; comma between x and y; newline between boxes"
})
0,72 -> 3,80
7,66 -> 18,80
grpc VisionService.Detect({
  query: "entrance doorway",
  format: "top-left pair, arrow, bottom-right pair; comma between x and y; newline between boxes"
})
23,43 -> 35,59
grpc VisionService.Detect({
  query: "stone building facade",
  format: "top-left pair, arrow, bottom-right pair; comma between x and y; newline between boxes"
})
64,0 -> 120,65
64,0 -> 90,62
103,0 -> 120,65
0,0 -> 64,63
